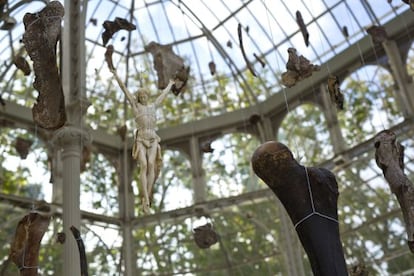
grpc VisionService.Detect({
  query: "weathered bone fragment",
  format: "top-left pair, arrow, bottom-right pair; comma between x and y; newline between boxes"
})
102,17 -> 136,46
237,23 -> 257,77
89,18 -> 97,26
193,223 -> 218,249
145,41 -> 189,95
22,1 -> 66,129
10,203 -> 51,275
15,137 -> 33,159
342,26 -> 349,39
56,232 -> 66,244
70,226 -> 89,276
282,48 -> 320,87
13,56 -> 31,75
208,61 -> 216,76
105,44 -> 115,71
296,10 -> 309,47
374,130 -> 414,253
201,141 -> 214,153
251,141 -> 348,275
366,25 -> 388,44
327,75 -> 344,110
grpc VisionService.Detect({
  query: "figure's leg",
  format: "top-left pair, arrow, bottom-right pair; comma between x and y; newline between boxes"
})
137,147 -> 150,214
146,143 -> 159,206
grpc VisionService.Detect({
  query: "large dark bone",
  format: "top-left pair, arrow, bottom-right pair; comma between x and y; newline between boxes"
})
374,130 -> 414,253
22,1 -> 66,130
251,141 -> 348,276
144,41 -> 189,95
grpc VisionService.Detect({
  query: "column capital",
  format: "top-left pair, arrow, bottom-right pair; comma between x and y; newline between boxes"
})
52,125 -> 92,149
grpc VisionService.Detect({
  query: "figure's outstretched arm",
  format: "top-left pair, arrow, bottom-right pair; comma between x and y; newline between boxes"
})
155,79 -> 175,106
110,69 -> 136,107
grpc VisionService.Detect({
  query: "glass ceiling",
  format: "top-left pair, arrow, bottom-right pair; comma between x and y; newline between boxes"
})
0,0 -> 411,133
1,1 -> 414,275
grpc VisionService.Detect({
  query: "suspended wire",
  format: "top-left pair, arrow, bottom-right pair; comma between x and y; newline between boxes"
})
321,0 -> 352,47
277,0 -> 321,65
160,1 -> 179,54
343,4 -> 387,130
263,0 -> 339,229
196,1 -> 260,189
218,0 -> 272,89
144,0 -> 161,42
175,1 -> 212,122
300,0 -> 336,56
303,0 -> 334,75
173,0 -> 258,107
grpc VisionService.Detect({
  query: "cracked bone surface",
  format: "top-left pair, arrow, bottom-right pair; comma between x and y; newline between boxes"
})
22,1 -> 66,129
374,129 -> 414,253
251,141 -> 348,276
145,41 -> 189,95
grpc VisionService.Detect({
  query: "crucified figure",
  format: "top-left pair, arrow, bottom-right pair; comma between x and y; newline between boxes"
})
110,68 -> 175,214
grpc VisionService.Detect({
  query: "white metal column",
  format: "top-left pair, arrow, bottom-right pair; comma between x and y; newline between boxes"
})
58,0 -> 89,275
383,40 -> 414,117
119,149 -> 137,276
53,127 -> 90,276
190,136 -> 206,203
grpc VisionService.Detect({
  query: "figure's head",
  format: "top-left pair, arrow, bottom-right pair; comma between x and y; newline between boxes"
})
136,88 -> 149,105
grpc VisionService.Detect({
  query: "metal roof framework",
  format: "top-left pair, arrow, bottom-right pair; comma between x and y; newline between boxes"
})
1,0 -> 414,275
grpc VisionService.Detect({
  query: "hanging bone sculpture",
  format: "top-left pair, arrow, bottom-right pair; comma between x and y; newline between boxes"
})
251,141 -> 348,276
22,1 -> 66,130
374,129 -> 414,253
15,137 -> 33,159
327,75 -> 344,110
10,203 -> 51,276
296,10 -> 309,47
237,23 -> 257,77
144,41 -> 189,95
101,17 -> 136,46
193,223 -> 218,249
282,48 -> 320,88
13,55 -> 31,76
366,25 -> 388,44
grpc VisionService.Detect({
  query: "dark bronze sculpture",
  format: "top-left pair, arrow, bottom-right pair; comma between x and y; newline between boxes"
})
251,141 -> 348,275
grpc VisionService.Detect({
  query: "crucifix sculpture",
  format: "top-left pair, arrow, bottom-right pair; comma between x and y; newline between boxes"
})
106,45 -> 176,213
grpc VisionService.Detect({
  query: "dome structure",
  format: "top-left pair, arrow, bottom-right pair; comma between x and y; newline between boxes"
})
1,0 -> 414,275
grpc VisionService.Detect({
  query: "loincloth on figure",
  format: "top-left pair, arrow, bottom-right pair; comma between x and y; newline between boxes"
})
132,129 -> 163,197
132,129 -> 162,171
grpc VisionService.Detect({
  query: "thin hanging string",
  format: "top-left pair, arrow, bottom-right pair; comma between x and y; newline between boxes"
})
263,1 -> 300,157
264,1 -> 338,228
306,0 -> 332,76
344,5 -> 387,130
29,124 -> 39,212
18,216 -> 39,271
177,2 -> 205,122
